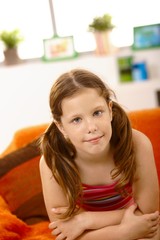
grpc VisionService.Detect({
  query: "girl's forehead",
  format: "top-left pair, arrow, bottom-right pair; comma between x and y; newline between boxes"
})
63,88 -> 102,101
61,89 -> 107,116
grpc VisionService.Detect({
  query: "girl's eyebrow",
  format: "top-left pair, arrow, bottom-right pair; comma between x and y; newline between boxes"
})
66,113 -> 81,120
68,106 -> 105,119
93,105 -> 105,110
64,104 -> 106,120
91,104 -> 106,112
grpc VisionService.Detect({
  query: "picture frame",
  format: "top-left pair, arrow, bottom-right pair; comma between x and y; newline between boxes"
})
132,23 -> 160,50
42,35 -> 78,62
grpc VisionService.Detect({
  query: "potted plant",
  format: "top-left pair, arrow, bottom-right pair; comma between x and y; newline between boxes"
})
0,29 -> 24,65
89,14 -> 116,55
89,14 -> 115,32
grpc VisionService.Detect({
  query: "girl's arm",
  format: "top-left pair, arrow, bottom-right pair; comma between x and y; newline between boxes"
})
39,156 -> 68,221
132,129 -> 160,240
40,156 -> 159,240
51,206 -> 125,229
50,205 -> 159,240
132,129 -> 159,214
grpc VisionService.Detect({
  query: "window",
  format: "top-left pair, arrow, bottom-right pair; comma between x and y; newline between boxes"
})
0,0 -> 53,60
0,0 -> 159,61
52,0 -> 160,50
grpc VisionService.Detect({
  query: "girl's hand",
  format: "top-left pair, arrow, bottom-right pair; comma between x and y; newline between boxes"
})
49,207 -> 86,240
121,204 -> 159,239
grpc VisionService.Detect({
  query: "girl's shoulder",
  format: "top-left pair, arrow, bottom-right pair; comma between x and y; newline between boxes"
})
132,128 -> 153,152
39,156 -> 52,176
39,156 -> 57,185
132,129 -> 155,174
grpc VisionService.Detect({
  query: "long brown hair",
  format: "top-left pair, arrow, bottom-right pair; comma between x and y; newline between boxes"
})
40,69 -> 136,218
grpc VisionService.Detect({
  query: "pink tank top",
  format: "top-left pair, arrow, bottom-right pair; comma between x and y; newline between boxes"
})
77,181 -> 134,211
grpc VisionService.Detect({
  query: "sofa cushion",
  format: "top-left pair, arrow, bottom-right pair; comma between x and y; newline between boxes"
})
0,140 -> 48,225
128,108 -> 160,183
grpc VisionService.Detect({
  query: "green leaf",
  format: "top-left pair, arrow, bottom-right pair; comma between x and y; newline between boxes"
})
89,14 -> 115,32
0,29 -> 24,49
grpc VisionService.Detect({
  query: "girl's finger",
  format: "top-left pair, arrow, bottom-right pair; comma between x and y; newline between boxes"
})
150,211 -> 159,220
146,231 -> 157,238
151,225 -> 158,233
56,232 -> 66,240
52,228 -> 61,236
49,221 -> 57,229
151,218 -> 159,227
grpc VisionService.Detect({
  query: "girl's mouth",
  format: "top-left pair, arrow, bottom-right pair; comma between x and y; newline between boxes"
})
85,135 -> 103,143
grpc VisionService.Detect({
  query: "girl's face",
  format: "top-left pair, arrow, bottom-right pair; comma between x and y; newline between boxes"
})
56,88 -> 112,158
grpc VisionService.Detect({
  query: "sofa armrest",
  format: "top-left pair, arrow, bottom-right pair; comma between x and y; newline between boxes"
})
1,124 -> 48,156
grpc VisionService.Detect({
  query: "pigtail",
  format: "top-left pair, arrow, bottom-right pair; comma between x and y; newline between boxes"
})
40,121 -> 82,218
110,101 -> 136,190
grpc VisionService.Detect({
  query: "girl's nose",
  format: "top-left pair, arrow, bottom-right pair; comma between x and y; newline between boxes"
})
86,119 -> 97,134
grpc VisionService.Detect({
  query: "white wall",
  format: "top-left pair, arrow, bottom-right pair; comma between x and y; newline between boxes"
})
0,48 -> 160,154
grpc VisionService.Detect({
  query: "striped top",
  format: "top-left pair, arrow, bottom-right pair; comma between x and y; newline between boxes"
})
77,181 -> 134,211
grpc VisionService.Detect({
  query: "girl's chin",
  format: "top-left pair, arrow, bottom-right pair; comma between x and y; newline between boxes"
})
85,147 -> 107,155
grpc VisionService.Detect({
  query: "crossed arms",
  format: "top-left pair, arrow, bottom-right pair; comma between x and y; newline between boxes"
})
39,130 -> 159,240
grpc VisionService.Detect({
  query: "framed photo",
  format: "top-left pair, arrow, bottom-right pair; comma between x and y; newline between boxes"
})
132,23 -> 160,50
42,35 -> 78,61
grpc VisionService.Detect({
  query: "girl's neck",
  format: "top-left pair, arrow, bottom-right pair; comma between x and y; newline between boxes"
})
75,147 -> 115,185
75,144 -> 113,166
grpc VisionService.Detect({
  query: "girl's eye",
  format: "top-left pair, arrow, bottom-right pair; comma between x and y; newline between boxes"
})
72,117 -> 81,124
93,110 -> 103,116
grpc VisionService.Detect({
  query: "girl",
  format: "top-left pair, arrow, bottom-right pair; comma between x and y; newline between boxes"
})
39,69 -> 159,240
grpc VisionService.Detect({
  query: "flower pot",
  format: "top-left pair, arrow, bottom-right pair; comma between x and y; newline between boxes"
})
3,48 -> 21,65
94,30 -> 117,55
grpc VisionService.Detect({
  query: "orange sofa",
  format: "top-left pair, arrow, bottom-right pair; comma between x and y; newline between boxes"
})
0,108 -> 160,239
